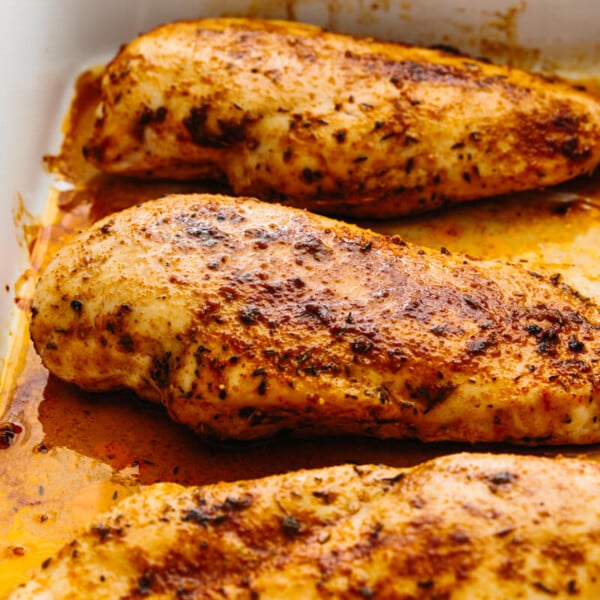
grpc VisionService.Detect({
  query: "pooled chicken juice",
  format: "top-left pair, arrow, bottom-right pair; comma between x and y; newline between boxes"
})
2,65 -> 600,595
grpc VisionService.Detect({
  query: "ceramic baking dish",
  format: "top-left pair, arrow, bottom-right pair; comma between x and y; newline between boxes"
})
1,0 -> 600,594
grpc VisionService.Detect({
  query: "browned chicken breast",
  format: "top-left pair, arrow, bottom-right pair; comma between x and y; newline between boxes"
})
30,194 -> 600,444
83,18 -> 600,218
10,452 -> 600,599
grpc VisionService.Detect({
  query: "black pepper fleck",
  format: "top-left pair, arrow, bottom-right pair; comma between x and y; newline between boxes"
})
568,337 -> 585,353
282,515 -> 301,536
70,299 -> 83,312
352,337 -> 374,354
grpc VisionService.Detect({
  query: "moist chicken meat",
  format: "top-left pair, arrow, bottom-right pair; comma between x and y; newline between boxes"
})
10,452 -> 600,599
30,193 -> 600,444
83,18 -> 600,218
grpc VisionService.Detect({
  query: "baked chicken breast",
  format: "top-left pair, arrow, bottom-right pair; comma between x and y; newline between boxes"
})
10,452 -> 600,599
83,18 -> 600,218
30,194 -> 600,444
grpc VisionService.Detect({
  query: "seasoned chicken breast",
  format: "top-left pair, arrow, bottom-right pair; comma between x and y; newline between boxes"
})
10,452 -> 600,599
30,194 -> 600,444
83,18 -> 600,218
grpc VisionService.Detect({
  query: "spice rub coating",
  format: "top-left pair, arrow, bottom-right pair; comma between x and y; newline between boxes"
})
11,453 -> 600,599
84,18 -> 600,218
30,194 -> 600,443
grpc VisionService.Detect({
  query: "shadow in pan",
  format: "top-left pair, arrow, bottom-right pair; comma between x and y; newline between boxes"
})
37,375 -> 597,488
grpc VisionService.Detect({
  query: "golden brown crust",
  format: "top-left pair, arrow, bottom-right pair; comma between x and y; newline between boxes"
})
84,18 -> 600,218
10,453 -> 600,599
30,194 -> 600,444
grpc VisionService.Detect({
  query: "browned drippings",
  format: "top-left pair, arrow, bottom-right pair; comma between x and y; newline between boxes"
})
2,65 -> 600,595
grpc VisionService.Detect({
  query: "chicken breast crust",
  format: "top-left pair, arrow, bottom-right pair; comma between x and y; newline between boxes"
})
10,452 -> 600,599
30,193 -> 600,444
83,18 -> 600,218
